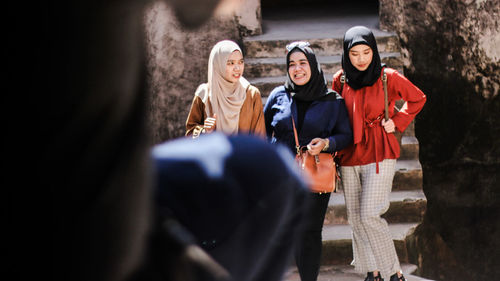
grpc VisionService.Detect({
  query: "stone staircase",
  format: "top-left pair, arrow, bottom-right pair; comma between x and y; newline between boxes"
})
242,12 -> 430,281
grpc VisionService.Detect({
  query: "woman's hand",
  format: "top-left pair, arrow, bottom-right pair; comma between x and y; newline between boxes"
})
381,118 -> 395,133
203,114 -> 217,133
306,138 -> 328,156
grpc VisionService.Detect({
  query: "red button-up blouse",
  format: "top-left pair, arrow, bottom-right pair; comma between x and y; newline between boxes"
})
332,68 -> 426,168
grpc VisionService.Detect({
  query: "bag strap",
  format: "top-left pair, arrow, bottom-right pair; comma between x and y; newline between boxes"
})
292,117 -> 322,164
341,69 -> 388,119
291,117 -> 300,155
341,69 -> 388,120
382,67 -> 389,121
340,68 -> 388,121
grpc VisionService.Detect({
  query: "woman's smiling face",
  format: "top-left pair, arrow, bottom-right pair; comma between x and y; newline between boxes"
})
348,44 -> 373,71
224,50 -> 244,83
288,51 -> 311,86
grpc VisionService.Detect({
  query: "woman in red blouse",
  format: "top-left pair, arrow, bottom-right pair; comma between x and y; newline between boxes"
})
332,26 -> 426,281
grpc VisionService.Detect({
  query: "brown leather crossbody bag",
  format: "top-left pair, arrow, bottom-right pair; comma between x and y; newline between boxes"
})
292,117 -> 336,194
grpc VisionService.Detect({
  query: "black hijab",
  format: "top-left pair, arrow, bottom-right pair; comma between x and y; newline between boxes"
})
341,26 -> 383,90
284,46 -> 337,101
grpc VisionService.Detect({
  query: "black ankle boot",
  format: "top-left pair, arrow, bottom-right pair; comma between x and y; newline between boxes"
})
389,273 -> 406,281
365,272 -> 384,281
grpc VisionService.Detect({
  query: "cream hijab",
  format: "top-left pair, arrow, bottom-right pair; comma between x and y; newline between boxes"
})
197,40 -> 249,135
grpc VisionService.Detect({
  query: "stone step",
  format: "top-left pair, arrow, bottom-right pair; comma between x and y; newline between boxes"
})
244,36 -> 401,58
243,20 -> 400,58
244,53 -> 403,79
283,263 -> 435,281
393,159 -> 422,191
324,190 -> 427,225
321,223 -> 418,265
400,135 -> 419,160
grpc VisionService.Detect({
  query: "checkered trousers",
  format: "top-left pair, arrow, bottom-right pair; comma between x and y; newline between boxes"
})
340,159 -> 401,278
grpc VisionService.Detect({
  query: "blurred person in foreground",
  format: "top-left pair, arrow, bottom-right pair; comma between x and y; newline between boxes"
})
150,133 -> 309,281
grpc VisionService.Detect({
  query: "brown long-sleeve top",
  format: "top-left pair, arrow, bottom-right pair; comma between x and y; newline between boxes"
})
185,84 -> 266,138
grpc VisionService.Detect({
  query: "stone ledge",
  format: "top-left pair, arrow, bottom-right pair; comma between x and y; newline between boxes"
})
394,160 -> 423,190
400,136 -> 419,160
243,36 -> 400,58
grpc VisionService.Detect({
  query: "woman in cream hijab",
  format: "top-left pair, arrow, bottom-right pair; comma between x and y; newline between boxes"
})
186,40 -> 266,137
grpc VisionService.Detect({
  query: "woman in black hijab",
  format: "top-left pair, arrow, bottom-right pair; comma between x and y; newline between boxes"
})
332,26 -> 426,281
264,42 -> 352,281
341,26 -> 383,90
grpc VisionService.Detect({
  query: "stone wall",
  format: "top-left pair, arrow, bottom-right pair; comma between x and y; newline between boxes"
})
235,0 -> 262,36
380,0 -> 499,98
144,1 -> 242,143
379,0 -> 500,280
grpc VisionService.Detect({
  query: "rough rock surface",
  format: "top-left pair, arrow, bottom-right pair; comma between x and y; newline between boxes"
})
144,1 -> 241,143
380,0 -> 500,280
380,0 -> 499,99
